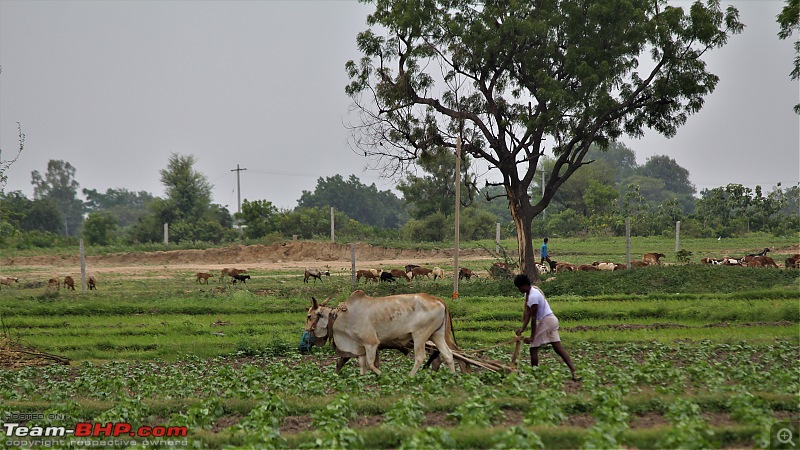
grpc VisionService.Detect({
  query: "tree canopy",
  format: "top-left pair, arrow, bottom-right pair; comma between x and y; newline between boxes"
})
346,0 -> 742,279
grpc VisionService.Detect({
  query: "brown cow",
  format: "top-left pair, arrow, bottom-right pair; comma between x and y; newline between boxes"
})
88,275 -> 97,290
642,253 -> 666,266
577,264 -> 600,272
48,277 -> 60,290
458,267 -> 476,280
390,269 -> 411,282
0,276 -> 19,288
63,276 -> 76,290
411,267 -> 433,279
356,270 -> 379,283
220,268 -> 247,283
195,272 -> 214,284
555,262 -> 577,273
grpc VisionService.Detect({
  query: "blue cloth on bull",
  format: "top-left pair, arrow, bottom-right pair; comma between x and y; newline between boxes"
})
298,331 -> 313,353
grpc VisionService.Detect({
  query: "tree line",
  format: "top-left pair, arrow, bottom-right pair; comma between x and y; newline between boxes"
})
0,145 -> 796,251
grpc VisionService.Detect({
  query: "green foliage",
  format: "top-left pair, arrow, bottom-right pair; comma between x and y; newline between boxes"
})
383,396 -> 425,428
82,211 -> 119,246
298,174 -> 407,229
310,394 -> 356,429
658,398 -> 715,449
237,199 -> 278,239
399,427 -> 456,450
490,426 -> 544,450
31,159 -> 84,237
447,395 -> 501,427
675,249 -> 693,264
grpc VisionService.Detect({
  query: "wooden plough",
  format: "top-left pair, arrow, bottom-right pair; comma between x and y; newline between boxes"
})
425,335 -> 525,373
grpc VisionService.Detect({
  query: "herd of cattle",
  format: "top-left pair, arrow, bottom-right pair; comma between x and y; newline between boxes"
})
1,248 -> 796,292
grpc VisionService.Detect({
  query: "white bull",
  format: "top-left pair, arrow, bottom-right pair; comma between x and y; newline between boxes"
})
305,290 -> 457,376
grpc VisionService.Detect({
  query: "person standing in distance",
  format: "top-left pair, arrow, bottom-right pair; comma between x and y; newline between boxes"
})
514,273 -> 579,381
540,238 -> 551,266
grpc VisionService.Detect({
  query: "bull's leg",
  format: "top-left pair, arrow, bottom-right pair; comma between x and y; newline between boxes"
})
363,345 -> 382,376
408,338 -> 428,376
335,357 -> 349,374
430,331 -> 456,373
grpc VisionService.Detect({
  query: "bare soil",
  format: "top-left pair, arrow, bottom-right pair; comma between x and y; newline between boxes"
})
0,241 -> 494,278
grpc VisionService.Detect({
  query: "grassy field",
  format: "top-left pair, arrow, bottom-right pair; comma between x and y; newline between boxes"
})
0,238 -> 798,449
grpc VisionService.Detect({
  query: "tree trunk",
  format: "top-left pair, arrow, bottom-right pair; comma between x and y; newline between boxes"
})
509,192 -> 541,284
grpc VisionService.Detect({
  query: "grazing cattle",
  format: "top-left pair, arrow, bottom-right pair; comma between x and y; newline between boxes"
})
431,267 -> 444,280
63,276 -> 76,290
404,264 -> 420,273
390,269 -> 411,282
380,271 -> 395,283
642,253 -> 666,266
555,262 -> 577,273
88,275 -> 97,290
747,256 -> 779,268
458,267 -> 476,280
220,268 -> 247,283
195,272 -> 214,284
535,263 -> 551,274
0,276 -> 19,288
304,291 -> 457,376
577,264 -> 600,272
231,274 -> 251,284
411,267 -> 433,279
304,268 -> 330,283
785,256 -> 800,269
356,270 -> 379,283
48,277 -> 60,290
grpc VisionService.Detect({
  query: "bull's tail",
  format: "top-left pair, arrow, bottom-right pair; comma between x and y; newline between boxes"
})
444,305 -> 461,351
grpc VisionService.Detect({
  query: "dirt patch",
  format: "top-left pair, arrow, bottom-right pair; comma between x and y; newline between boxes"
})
0,338 -> 70,370
0,242 -> 493,278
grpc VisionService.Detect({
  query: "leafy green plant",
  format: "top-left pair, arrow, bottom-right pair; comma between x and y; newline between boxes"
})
383,397 -> 425,428
490,425 -> 544,449
399,427 -> 456,450
447,394 -> 501,427
310,394 -> 356,429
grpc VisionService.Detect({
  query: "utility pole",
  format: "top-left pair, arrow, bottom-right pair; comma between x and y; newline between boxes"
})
231,164 -> 247,214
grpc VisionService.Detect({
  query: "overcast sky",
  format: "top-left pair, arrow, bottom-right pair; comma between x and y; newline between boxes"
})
1,1 -> 797,212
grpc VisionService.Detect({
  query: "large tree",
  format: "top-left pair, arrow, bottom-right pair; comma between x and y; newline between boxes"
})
297,174 -> 406,228
346,0 -> 742,280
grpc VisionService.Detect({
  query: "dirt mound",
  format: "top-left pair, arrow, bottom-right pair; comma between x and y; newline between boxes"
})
0,241 -> 491,269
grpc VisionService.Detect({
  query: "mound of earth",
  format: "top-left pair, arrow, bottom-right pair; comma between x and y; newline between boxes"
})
0,241 -> 492,270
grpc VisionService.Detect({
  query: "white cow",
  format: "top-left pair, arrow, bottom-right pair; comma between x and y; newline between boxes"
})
305,290 -> 457,376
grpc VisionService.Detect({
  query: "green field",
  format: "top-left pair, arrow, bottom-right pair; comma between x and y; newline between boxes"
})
0,239 -> 798,449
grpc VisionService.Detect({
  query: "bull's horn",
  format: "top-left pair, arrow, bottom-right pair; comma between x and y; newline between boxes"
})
320,297 -> 332,307
311,297 -> 318,309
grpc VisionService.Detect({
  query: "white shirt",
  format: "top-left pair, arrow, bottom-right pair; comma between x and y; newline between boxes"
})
526,286 -> 553,321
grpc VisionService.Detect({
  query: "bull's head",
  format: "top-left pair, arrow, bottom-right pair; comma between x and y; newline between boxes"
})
305,297 -> 332,347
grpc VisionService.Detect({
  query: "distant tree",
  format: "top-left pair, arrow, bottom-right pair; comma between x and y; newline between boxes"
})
402,212 -> 449,242
237,199 -> 278,239
130,153 -> 232,244
277,206 -> 356,239
22,198 -> 63,234
31,160 -> 85,237
346,0 -> 742,279
398,147 -> 478,219
297,174 -> 406,228
586,142 -> 639,184
82,211 -> 118,246
637,155 -> 696,196
459,207 -> 497,240
777,0 -> 800,113
83,188 -> 155,229
0,191 -> 31,230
